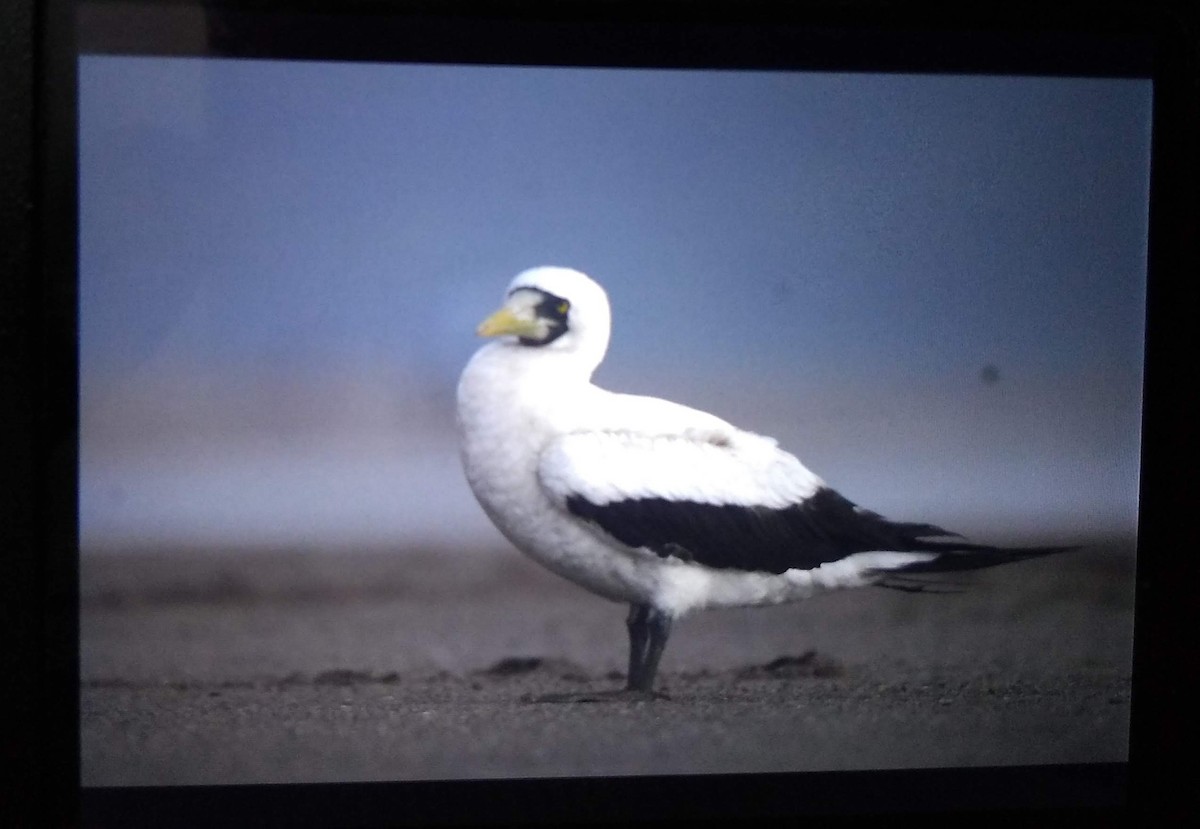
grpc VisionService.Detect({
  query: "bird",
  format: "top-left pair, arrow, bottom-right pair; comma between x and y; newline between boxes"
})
456,266 -> 1074,698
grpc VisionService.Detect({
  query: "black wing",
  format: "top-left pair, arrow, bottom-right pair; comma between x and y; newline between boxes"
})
566,487 -> 964,574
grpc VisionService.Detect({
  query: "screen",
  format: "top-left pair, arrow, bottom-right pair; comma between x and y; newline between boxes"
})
70,1 -> 1153,820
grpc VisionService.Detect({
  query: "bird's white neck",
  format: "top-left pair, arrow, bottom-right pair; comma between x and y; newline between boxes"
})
479,338 -> 603,385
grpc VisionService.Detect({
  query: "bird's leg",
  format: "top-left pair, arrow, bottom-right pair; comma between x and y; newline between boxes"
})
639,608 -> 673,692
626,604 -> 672,693
520,604 -> 671,703
626,603 -> 651,688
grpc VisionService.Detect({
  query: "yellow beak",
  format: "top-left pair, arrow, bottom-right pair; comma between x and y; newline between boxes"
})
476,306 -> 540,338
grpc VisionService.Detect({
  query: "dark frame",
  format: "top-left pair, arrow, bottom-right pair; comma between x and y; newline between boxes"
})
12,0 -> 1197,825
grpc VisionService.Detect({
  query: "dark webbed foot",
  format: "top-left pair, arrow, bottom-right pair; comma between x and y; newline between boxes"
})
521,687 -> 671,704
519,603 -> 675,703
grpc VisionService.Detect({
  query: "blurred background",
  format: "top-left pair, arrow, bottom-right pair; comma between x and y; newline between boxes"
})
78,57 -> 1151,554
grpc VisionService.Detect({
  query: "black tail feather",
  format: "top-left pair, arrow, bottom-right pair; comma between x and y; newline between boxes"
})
892,541 -> 1081,574
890,521 -> 965,541
869,504 -> 1080,575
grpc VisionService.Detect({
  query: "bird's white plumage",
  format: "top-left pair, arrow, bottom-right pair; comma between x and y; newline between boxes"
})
456,268 -> 1077,696
538,431 -> 823,510
456,266 -> 937,617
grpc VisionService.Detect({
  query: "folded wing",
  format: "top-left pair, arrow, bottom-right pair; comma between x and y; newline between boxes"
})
537,430 -> 966,575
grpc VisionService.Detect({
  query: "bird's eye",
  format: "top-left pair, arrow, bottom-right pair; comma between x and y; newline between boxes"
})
558,301 -> 570,315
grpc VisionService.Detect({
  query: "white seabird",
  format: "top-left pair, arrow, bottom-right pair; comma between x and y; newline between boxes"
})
456,266 -> 1073,696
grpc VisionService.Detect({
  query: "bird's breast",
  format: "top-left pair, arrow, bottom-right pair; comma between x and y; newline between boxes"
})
456,353 -> 663,604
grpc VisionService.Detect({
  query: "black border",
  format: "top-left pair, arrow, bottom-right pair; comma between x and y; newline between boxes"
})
81,764 -> 1129,827
12,0 -> 1197,825
75,0 -> 1158,76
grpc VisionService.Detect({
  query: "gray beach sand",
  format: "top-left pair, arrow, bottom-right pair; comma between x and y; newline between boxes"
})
80,539 -> 1133,788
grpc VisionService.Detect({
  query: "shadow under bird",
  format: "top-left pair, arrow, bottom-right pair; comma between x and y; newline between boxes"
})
456,267 -> 1075,699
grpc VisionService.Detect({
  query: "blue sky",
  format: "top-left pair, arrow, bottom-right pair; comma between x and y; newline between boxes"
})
78,55 -> 1152,550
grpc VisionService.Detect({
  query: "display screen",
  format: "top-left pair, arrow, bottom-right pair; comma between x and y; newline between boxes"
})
70,1 -> 1152,818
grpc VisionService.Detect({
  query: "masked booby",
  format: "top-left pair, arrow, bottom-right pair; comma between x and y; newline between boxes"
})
456,266 -> 1073,697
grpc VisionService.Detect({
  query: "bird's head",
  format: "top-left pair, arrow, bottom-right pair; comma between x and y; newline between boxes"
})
477,267 -> 612,362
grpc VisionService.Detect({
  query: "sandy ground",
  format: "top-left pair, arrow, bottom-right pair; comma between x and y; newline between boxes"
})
80,538 -> 1133,794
